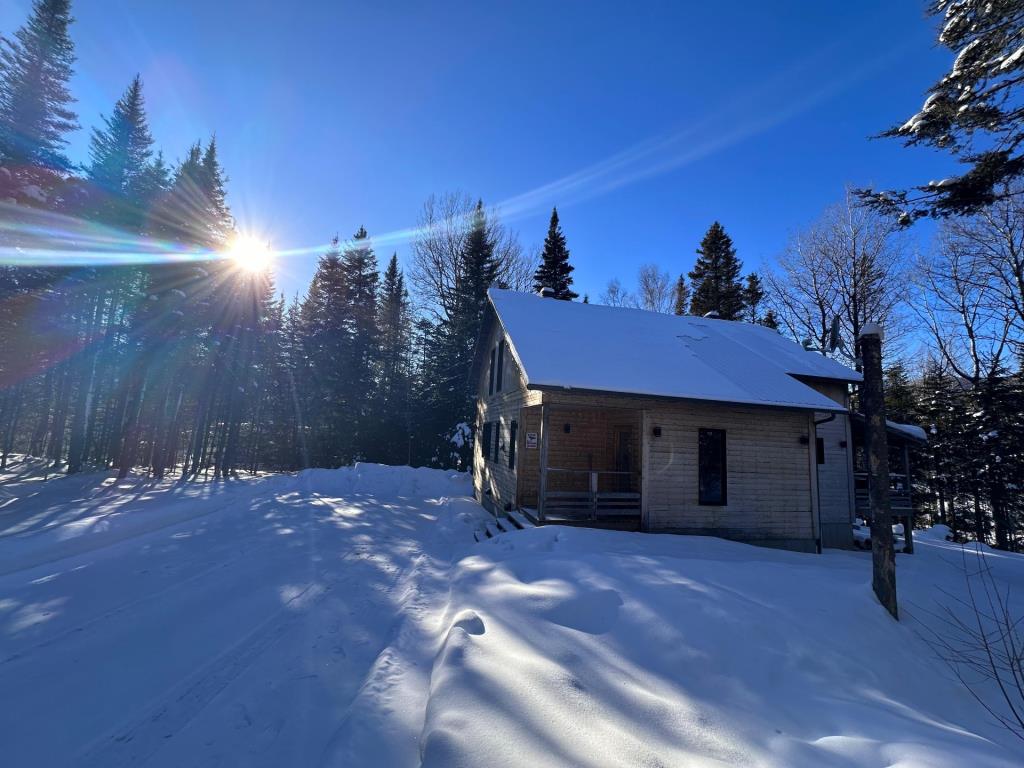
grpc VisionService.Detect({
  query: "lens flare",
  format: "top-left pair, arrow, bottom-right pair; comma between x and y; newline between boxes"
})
228,234 -> 272,272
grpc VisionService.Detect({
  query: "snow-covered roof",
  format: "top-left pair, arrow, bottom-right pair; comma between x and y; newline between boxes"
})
888,420 -> 928,443
488,289 -> 861,412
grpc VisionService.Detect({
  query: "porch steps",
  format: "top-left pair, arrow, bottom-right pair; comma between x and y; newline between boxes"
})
506,509 -> 535,530
484,521 -> 502,539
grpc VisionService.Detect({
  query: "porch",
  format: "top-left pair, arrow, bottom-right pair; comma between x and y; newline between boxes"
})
517,403 -> 642,528
850,414 -> 924,553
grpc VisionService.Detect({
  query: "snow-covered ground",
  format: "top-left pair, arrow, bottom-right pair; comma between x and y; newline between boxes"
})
1,462 -> 1022,767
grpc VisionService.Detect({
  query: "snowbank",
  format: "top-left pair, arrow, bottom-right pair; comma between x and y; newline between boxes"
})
419,527 -> 1023,767
2,463 -> 1021,767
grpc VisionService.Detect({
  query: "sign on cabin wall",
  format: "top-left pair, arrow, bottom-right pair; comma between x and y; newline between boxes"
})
526,432 -> 538,449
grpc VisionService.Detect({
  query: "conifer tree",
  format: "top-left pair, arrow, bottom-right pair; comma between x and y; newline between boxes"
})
672,274 -> 689,315
375,254 -> 413,464
884,361 -> 915,423
532,207 -> 578,300
0,0 -> 77,173
300,237 -> 351,466
85,75 -> 157,228
689,222 -> 744,319
741,273 -> 766,323
340,227 -> 379,455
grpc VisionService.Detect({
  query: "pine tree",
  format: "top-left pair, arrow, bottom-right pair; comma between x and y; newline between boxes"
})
689,222 -> 744,320
532,207 -> 578,300
741,273 -> 766,324
85,75 -> 157,228
863,0 -> 1024,220
0,0 -> 77,173
425,200 -> 497,467
340,226 -> 379,456
672,274 -> 689,315
884,361 -> 915,423
374,254 -> 413,464
197,137 -> 233,248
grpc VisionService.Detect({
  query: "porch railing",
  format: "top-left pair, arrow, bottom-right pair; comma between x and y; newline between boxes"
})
853,472 -> 912,519
542,468 -> 641,521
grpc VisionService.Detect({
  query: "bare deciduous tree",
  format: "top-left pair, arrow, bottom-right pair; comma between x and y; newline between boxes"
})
936,194 -> 1024,357
766,190 -> 907,366
409,191 -> 533,322
918,546 -> 1024,742
599,265 -> 673,313
635,263 -> 673,313
915,224 -> 1015,385
600,278 -> 632,308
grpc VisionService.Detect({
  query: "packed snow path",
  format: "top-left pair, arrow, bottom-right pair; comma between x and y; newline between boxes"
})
0,463 -> 483,768
1,461 -> 1022,767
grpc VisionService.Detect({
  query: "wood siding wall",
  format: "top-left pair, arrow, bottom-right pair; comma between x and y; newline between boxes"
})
641,402 -> 816,548
472,322 -> 541,514
802,379 -> 856,548
542,390 -> 818,550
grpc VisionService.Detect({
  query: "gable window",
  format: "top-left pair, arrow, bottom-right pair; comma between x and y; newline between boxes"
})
487,347 -> 496,396
508,419 -> 518,470
698,428 -> 727,506
496,341 -> 505,393
480,422 -> 492,462
816,437 -> 825,465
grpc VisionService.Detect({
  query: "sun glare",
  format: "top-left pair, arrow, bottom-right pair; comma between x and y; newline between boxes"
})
228,234 -> 273,272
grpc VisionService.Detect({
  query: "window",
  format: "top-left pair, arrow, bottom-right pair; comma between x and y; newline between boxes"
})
496,341 -> 505,392
481,422 -> 492,462
698,428 -> 727,505
816,437 -> 825,465
508,420 -> 518,469
487,347 -> 496,395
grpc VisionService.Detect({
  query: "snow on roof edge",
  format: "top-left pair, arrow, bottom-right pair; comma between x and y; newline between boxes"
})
487,289 -> 855,413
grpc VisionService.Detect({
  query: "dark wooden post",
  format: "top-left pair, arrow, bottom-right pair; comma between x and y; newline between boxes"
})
902,444 -> 914,554
859,323 -> 898,620
538,403 -> 549,522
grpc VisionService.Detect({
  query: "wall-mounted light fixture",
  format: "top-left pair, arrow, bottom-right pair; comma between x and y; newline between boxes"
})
799,435 -> 810,445
563,423 -> 571,434
839,440 -> 848,448
652,426 -> 662,437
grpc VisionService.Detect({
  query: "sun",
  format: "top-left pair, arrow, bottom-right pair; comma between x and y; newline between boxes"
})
228,234 -> 273,272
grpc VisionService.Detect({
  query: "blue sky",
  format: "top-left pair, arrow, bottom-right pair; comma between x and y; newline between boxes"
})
1,1 -> 956,299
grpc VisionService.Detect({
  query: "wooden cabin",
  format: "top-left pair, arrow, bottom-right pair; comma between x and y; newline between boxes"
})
471,288 -> 922,553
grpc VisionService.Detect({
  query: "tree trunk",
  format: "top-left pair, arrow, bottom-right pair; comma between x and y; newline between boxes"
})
860,325 -> 898,620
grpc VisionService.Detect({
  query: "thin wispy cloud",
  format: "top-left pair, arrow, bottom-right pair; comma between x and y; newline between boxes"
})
0,40 -> 906,269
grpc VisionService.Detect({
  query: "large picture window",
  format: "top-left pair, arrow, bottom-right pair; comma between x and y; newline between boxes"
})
698,428 -> 727,505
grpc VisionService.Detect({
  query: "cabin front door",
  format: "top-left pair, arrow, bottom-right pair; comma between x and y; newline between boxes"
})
613,425 -> 634,492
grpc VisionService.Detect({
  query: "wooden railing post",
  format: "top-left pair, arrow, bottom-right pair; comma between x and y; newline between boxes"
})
538,404 -> 549,522
590,470 -> 598,521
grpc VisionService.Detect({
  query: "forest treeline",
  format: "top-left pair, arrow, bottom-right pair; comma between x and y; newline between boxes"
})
0,1 -> 1022,548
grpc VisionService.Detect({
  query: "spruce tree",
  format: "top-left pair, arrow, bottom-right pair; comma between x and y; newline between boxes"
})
375,254 -> 413,464
689,222 -> 745,320
299,237 -> 351,466
85,75 -> 157,228
0,0 -> 77,173
741,273 -> 766,323
340,226 -> 379,456
672,274 -> 689,315
532,207 -> 578,299
197,137 -> 233,248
